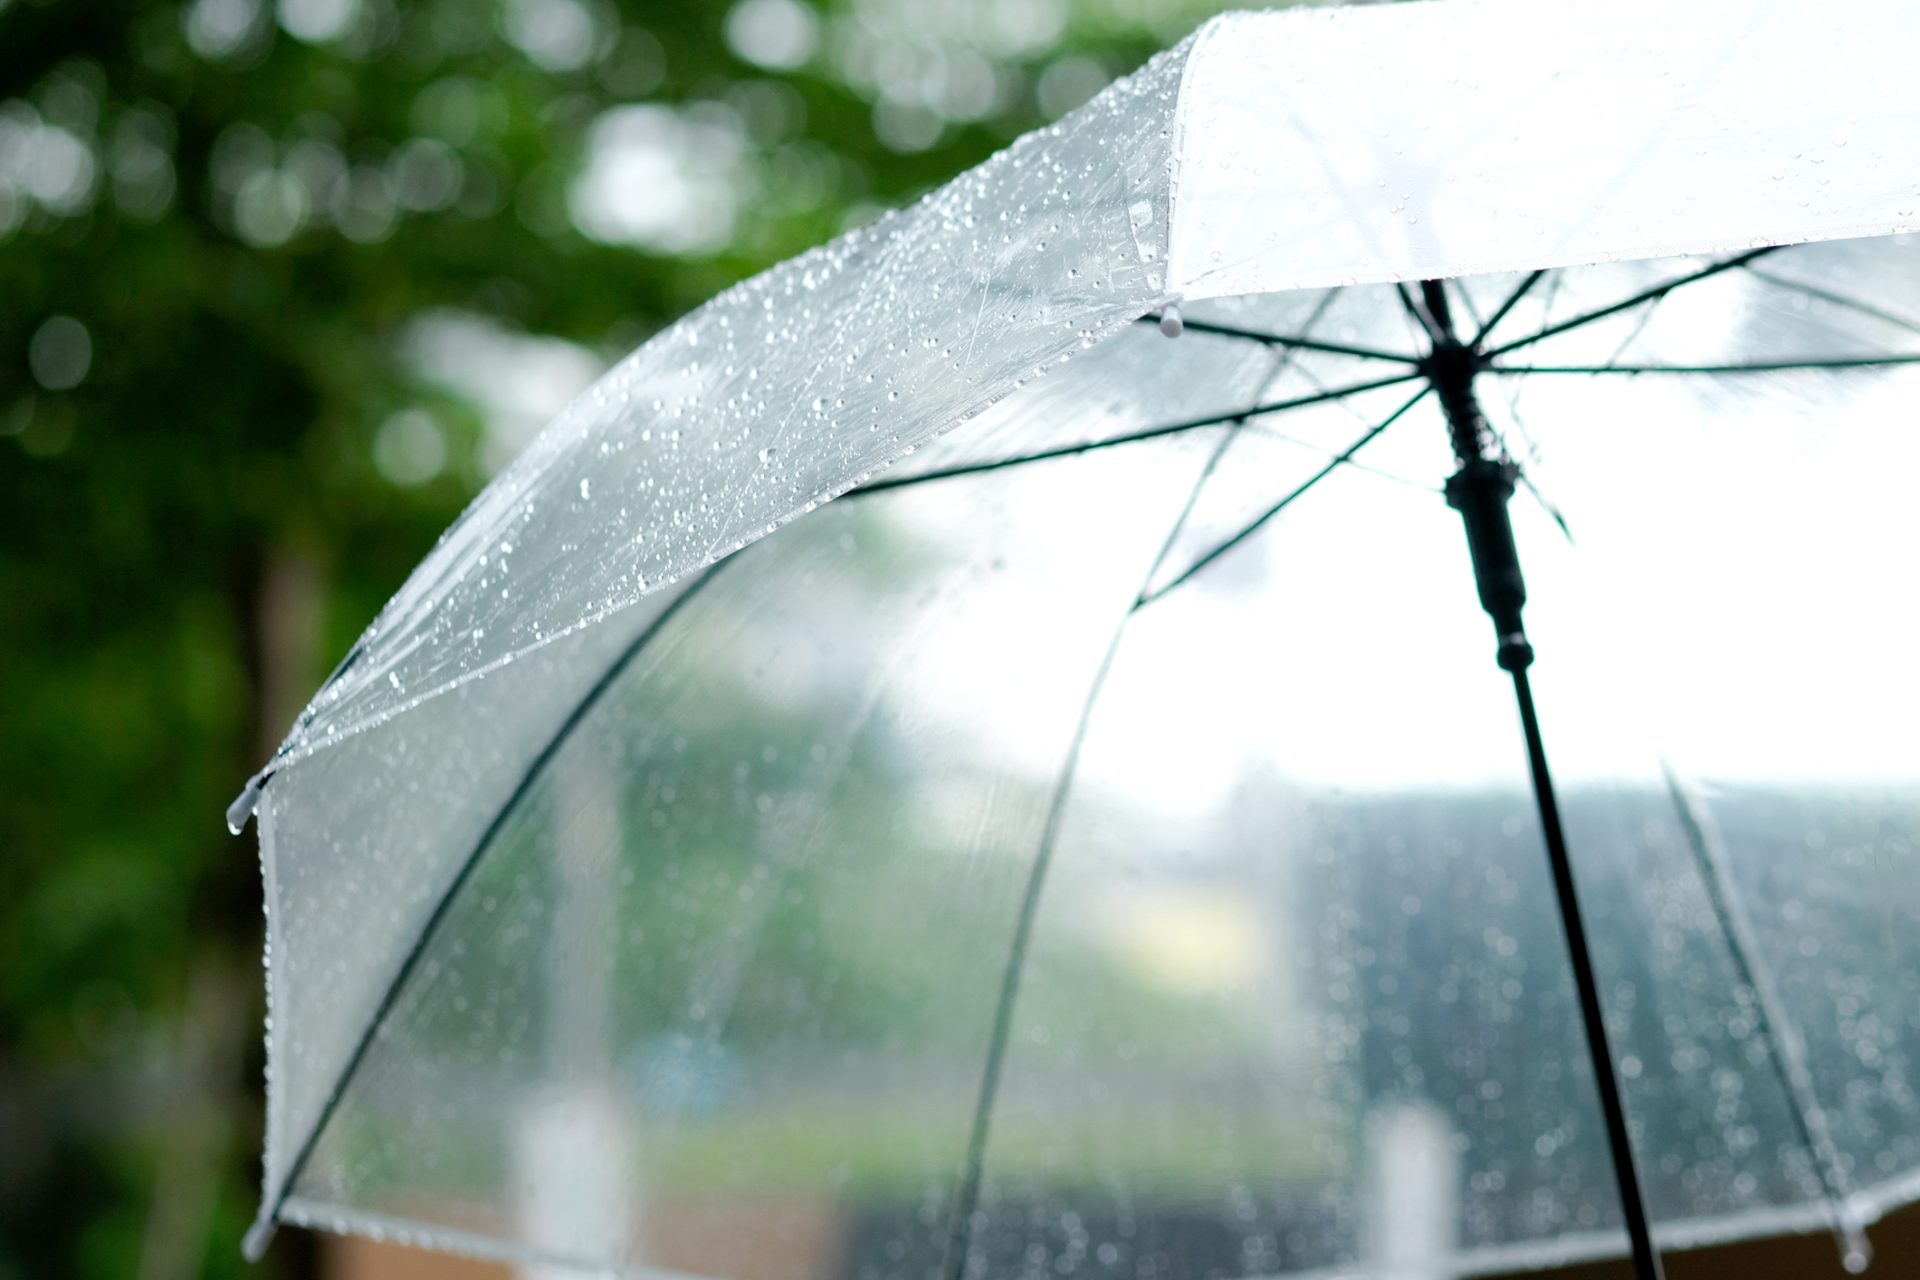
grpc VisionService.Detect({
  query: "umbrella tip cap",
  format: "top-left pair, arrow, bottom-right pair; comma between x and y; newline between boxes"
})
1842,1233 -> 1872,1274
226,773 -> 267,836
1158,304 -> 1184,338
242,1218 -> 277,1262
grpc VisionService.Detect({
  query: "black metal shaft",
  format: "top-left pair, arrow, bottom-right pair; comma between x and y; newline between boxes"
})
1420,280 -> 1665,1280
1511,667 -> 1666,1280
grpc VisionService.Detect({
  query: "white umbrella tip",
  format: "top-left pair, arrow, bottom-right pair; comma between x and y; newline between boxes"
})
226,772 -> 266,835
1158,304 -> 1184,338
242,1217 -> 277,1262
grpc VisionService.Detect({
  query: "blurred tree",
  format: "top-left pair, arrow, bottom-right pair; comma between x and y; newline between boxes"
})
0,0 -> 1244,1276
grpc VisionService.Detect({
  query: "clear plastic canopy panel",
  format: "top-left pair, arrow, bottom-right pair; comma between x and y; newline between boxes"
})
249,1 -> 1920,1276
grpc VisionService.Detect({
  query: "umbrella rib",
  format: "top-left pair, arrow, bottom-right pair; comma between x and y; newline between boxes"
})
1137,310 -> 1423,364
1479,266 -> 1649,542
1478,268 -> 1562,462
1136,385 -> 1431,609
1485,353 -> 1920,375
1484,247 -> 1781,359
845,371 -> 1423,496
1594,278 -> 1671,369
1453,276 -> 1490,336
1248,346 -> 1441,494
939,413 -> 1249,1280
1477,332 -> 1575,543
1481,393 -> 1575,544
1741,263 -> 1920,338
1471,268 -> 1549,347
247,563 -> 729,1245
1248,421 -> 1439,494
1398,281 -> 1443,342
937,302 -> 1340,1280
231,637 -> 372,807
1660,764 -> 1872,1271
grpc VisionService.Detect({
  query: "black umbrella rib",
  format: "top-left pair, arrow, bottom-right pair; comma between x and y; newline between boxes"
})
1459,279 -> 1653,544
1136,385 -> 1431,608
1471,269 -> 1549,347
1139,312 -> 1422,364
1487,353 -> 1920,375
248,563 -> 727,1245
1249,344 -> 1442,493
844,371 -> 1423,497
1484,247 -> 1782,359
1398,281 -> 1444,343
1478,271 -> 1574,544
939,414 -> 1247,1280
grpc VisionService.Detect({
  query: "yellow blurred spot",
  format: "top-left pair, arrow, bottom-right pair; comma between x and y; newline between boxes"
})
1103,888 -> 1263,995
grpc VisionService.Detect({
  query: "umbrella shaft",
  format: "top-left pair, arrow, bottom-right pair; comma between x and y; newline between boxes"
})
1423,300 -> 1665,1279
1511,667 -> 1667,1280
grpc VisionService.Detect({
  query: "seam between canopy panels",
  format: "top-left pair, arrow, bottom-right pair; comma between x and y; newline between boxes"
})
1161,11 -> 1224,308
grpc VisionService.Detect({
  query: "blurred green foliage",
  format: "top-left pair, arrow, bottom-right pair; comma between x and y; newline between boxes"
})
0,0 -> 1248,1275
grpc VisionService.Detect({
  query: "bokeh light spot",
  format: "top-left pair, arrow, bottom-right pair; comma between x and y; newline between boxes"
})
0,104 -> 98,217
1036,55 -> 1111,120
108,108 -> 177,220
29,316 -> 92,392
871,98 -> 941,154
570,105 -> 746,254
185,0 -> 265,60
725,0 -> 819,72
388,138 -> 462,212
233,169 -> 309,246
373,409 -> 448,487
277,0 -> 359,44
503,0 -> 600,73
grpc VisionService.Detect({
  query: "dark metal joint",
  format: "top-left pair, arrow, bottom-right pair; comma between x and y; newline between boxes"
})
1423,339 -> 1492,465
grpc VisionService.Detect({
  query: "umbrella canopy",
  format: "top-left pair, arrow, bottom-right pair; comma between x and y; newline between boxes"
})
232,1 -> 1920,1276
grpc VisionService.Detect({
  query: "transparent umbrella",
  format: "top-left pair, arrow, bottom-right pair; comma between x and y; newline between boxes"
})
229,2 -> 1920,1277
